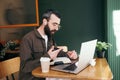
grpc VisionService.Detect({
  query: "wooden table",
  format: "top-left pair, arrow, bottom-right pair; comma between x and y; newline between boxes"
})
32,58 -> 113,80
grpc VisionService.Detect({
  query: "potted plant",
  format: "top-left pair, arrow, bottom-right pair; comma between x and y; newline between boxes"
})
0,40 -> 15,60
96,41 -> 112,58
0,41 -> 10,60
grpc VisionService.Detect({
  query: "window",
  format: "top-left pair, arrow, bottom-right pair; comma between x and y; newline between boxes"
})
113,10 -> 120,56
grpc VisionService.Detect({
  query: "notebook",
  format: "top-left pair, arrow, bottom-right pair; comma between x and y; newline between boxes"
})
51,39 -> 97,74
50,57 -> 71,65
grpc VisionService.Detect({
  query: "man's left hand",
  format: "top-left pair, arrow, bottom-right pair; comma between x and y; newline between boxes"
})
67,50 -> 78,59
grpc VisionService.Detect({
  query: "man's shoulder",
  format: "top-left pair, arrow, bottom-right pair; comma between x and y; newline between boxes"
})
22,30 -> 36,41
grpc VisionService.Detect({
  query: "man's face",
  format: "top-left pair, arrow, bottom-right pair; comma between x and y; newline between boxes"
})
44,14 -> 61,36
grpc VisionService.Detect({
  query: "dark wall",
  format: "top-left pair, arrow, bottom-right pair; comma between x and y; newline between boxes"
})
39,0 -> 105,52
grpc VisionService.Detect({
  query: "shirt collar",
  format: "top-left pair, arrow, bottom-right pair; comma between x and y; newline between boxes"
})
34,28 -> 43,39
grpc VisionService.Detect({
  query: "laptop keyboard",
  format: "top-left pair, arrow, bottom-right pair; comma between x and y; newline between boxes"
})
63,63 -> 77,71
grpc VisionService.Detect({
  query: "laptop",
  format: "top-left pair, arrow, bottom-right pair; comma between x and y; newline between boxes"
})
51,39 -> 97,74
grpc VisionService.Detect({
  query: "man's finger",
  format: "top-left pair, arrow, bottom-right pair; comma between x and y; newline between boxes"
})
49,46 -> 54,52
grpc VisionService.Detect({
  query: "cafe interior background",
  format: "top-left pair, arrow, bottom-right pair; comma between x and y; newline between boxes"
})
0,0 -> 120,80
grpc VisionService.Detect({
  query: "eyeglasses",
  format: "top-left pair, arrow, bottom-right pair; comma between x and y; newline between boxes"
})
52,23 -> 61,29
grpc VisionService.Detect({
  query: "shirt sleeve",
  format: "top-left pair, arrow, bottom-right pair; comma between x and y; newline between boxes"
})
19,37 -> 49,73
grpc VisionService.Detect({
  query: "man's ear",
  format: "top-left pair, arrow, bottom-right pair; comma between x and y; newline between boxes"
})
43,19 -> 47,25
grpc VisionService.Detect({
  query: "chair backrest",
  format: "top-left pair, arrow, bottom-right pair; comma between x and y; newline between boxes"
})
0,57 -> 20,79
57,46 -> 68,52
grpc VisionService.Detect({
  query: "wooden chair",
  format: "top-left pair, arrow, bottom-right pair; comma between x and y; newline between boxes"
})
0,57 -> 20,80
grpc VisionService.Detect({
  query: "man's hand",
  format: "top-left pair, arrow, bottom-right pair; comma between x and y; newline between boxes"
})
67,50 -> 78,59
48,46 -> 62,60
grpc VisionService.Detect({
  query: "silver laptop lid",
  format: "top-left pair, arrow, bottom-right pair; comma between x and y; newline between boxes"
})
51,39 -> 97,74
74,39 -> 97,73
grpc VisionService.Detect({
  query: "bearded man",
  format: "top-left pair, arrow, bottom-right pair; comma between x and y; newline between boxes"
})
19,9 -> 77,80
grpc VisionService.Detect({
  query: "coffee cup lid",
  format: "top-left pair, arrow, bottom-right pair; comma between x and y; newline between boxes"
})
40,57 -> 50,61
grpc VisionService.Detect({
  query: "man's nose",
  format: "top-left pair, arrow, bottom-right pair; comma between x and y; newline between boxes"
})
55,27 -> 59,31
54,25 -> 59,31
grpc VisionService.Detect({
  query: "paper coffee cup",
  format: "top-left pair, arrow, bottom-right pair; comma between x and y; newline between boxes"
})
40,57 -> 50,73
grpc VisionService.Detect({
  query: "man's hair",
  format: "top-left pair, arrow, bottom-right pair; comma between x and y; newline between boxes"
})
42,9 -> 61,21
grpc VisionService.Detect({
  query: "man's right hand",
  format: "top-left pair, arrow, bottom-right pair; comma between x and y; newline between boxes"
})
48,46 -> 62,60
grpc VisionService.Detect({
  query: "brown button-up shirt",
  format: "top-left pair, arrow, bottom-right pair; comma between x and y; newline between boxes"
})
19,29 -> 68,80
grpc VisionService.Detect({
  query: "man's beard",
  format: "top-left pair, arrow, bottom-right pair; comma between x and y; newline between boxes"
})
44,24 -> 57,40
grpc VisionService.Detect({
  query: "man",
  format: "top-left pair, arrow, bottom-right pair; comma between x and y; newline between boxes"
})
19,9 -> 77,80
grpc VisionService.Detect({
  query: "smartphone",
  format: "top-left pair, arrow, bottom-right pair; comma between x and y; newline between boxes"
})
52,47 -> 59,51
